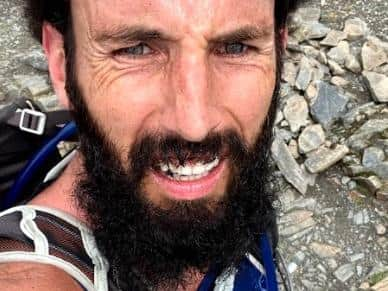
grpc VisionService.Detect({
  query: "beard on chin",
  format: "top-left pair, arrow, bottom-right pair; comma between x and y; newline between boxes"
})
65,39 -> 281,291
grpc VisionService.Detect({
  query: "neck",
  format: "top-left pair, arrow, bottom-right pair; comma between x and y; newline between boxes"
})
28,152 -> 88,224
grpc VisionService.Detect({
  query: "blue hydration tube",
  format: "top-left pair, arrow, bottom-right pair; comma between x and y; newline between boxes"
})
2,122 -> 77,210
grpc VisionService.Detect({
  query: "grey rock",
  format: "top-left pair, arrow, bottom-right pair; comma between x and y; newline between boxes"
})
278,210 -> 313,225
321,30 -> 347,47
334,264 -> 354,283
14,75 -> 51,97
310,82 -> 349,129
295,57 -> 313,90
363,71 -> 388,103
344,18 -> 369,40
342,102 -> 383,126
330,76 -> 349,87
279,216 -> 316,237
361,39 -> 388,71
327,41 -> 350,65
353,209 -> 370,225
370,162 -> 388,179
362,147 -> 385,168
304,145 -> 349,173
275,128 -> 294,143
301,45 -> 320,58
375,224 -> 387,235
347,119 -> 388,148
298,124 -> 326,154
287,198 -> 317,212
282,61 -> 298,86
293,22 -> 330,42
376,184 -> 388,201
271,135 -> 310,194
283,95 -> 309,133
345,55 -> 362,73
290,7 -> 322,25
353,176 -> 383,195
288,139 -> 300,159
328,60 -> 346,76
310,242 -> 341,258
20,49 -> 48,72
350,253 -> 365,263
344,165 -> 370,177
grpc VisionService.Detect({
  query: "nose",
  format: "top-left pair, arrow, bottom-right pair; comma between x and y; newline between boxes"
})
162,49 -> 218,142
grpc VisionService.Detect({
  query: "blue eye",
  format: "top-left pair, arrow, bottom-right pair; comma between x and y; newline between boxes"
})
216,42 -> 249,56
115,43 -> 153,57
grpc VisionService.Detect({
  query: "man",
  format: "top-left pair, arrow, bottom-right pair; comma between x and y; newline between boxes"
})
0,0 -> 300,290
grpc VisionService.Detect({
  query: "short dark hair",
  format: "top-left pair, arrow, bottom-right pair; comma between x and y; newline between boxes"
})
26,0 -> 302,43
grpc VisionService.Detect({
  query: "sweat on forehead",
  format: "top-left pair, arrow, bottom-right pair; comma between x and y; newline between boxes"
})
72,0 -> 275,40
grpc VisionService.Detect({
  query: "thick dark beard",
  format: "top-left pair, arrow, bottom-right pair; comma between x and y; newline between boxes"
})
65,28 -> 283,291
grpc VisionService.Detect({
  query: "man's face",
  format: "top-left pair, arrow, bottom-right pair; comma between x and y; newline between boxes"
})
70,0 -> 277,206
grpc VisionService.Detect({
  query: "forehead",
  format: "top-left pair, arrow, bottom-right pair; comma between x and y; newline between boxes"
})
72,0 -> 275,38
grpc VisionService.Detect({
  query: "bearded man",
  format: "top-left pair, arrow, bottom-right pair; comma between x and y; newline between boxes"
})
0,0 -> 301,290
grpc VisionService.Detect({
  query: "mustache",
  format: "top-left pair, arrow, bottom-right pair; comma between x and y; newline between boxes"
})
127,129 -> 250,172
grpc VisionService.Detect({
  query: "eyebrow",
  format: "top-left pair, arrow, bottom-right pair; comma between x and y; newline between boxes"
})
210,25 -> 274,44
92,24 -> 273,45
92,25 -> 174,44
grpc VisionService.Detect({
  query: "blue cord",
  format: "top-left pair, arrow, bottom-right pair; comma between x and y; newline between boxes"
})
2,122 -> 77,210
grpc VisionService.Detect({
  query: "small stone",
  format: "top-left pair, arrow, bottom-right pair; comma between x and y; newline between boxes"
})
353,209 -> 370,225
341,176 -> 351,185
290,7 -> 322,25
310,81 -> 349,129
14,75 -> 51,97
350,253 -> 365,263
345,55 -> 362,73
282,61 -> 298,86
274,110 -> 284,125
354,176 -> 383,195
301,45 -> 320,58
305,83 -> 317,100
318,50 -> 328,64
363,71 -> 388,103
283,95 -> 309,133
344,18 -> 369,41
295,57 -> 313,91
375,224 -> 387,236
287,198 -> 317,212
362,147 -> 385,168
347,119 -> 388,149
293,22 -> 330,42
279,216 -> 316,237
304,145 -> 349,173
321,30 -> 347,47
370,162 -> 388,179
359,282 -> 370,290
334,264 -> 354,283
328,59 -> 346,76
279,210 -> 314,225
288,139 -> 300,159
327,41 -> 350,65
361,38 -> 388,71
376,184 -> 388,201
20,49 -> 48,71
310,242 -> 341,258
271,136 -> 310,195
298,124 -> 326,154
331,76 -> 349,87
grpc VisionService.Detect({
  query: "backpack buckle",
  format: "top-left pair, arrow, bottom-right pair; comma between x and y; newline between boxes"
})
19,109 -> 46,135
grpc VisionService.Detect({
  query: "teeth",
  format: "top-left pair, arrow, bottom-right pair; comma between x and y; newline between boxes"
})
159,157 -> 220,180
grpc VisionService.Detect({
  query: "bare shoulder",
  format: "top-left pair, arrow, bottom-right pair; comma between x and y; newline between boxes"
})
0,262 -> 82,291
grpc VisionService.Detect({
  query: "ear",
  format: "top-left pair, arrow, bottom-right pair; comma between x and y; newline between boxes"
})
42,22 -> 70,109
279,27 -> 288,51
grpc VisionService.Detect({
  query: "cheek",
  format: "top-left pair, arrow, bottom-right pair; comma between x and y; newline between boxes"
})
80,70 -> 165,157
213,63 -> 276,143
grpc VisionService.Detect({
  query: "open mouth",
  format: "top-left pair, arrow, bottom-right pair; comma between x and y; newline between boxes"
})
150,156 -> 226,200
157,156 -> 220,181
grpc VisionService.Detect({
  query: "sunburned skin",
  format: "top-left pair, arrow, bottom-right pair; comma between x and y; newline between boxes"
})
64,0 -> 277,204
